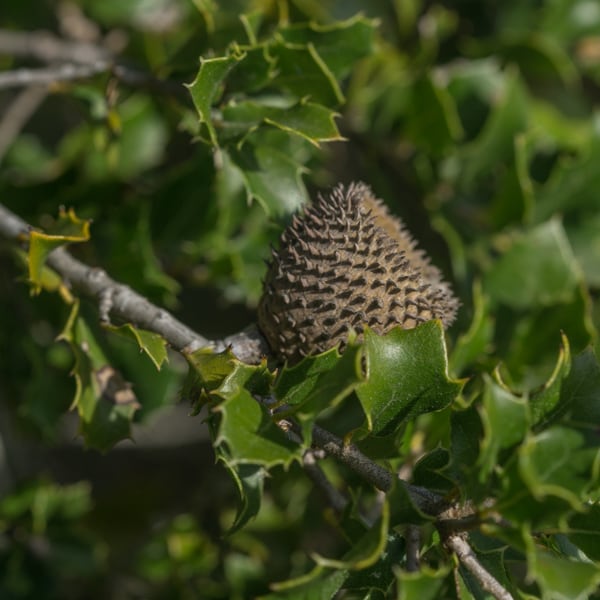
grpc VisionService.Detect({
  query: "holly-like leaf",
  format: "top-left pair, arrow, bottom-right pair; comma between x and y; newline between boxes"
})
274,344 -> 363,443
28,207 -> 90,293
278,15 -> 376,81
313,501 -> 390,570
525,535 -> 600,600
228,141 -> 308,216
450,281 -> 494,377
222,99 -> 342,146
105,323 -> 168,370
58,301 -> 140,452
528,333 -> 571,428
356,321 -> 464,436
266,566 -> 348,599
567,504 -> 600,561
222,463 -> 266,535
396,565 -> 451,600
518,426 -> 597,512
269,40 -> 343,106
477,376 -> 528,481
186,52 -> 245,145
484,219 -> 580,309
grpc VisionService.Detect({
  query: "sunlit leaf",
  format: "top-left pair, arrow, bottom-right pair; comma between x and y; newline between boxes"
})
477,376 -> 528,480
357,321 -> 464,436
105,323 -> 168,370
28,207 -> 90,293
396,564 -> 451,600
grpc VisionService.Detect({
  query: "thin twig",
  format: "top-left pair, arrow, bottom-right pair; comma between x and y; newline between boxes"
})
0,85 -> 48,163
405,525 -> 421,572
0,62 -> 110,90
303,450 -> 348,514
445,534 -> 514,600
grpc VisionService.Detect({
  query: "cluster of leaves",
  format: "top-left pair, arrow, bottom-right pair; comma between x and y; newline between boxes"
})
1,0 -> 600,598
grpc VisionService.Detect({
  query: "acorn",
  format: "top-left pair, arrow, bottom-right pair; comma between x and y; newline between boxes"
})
257,182 -> 458,364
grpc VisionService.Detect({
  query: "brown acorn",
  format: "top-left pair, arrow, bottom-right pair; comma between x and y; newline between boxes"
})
257,182 -> 458,364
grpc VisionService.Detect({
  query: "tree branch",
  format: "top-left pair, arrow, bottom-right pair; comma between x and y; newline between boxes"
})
444,534 -> 514,600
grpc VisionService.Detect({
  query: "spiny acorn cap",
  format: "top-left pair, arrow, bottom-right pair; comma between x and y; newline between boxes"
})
257,182 -> 459,364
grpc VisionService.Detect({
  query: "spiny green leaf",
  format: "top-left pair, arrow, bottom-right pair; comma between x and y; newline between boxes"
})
477,376 -> 529,481
278,15 -> 376,81
560,348 -> 600,429
449,281 -> 494,377
274,344 -> 363,443
518,426 -> 597,511
28,207 -> 90,293
222,463 -> 266,535
269,40 -> 343,106
567,505 -> 600,561
396,565 -> 451,600
186,52 -> 245,145
525,533 -> 600,600
484,219 -> 580,309
312,501 -> 390,570
228,142 -> 308,216
458,68 -> 529,186
105,323 -> 168,371
58,301 -> 140,452
534,125 -> 600,222
356,321 -> 464,436
265,565 -> 348,599
528,333 -> 571,428
222,99 -> 342,146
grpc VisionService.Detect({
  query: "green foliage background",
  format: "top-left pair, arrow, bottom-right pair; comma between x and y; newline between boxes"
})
1,0 -> 600,598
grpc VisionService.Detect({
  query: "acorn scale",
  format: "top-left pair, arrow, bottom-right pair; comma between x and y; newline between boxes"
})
257,182 -> 458,364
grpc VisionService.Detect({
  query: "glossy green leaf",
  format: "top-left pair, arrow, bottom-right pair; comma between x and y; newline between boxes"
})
518,427 -> 597,511
186,53 -> 245,145
228,142 -> 308,216
105,323 -> 168,371
528,333 -> 571,428
357,321 -> 464,436
484,219 -> 580,309
567,504 -> 600,561
28,207 -> 90,292
274,344 -> 363,442
526,536 -> 600,600
458,69 -> 529,186
534,125 -> 600,222
223,463 -> 266,535
222,100 -> 342,146
404,74 -> 463,156
266,565 -> 348,599
313,501 -> 390,570
449,281 -> 494,376
213,361 -> 299,468
396,565 -> 451,600
477,376 -> 529,480
269,41 -> 343,106
560,348 -> 600,428
278,16 -> 376,80
58,301 -> 140,452
567,212 -> 600,288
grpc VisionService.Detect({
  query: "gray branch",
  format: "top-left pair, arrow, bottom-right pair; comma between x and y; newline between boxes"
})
0,61 -> 110,90
445,534 -> 514,600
